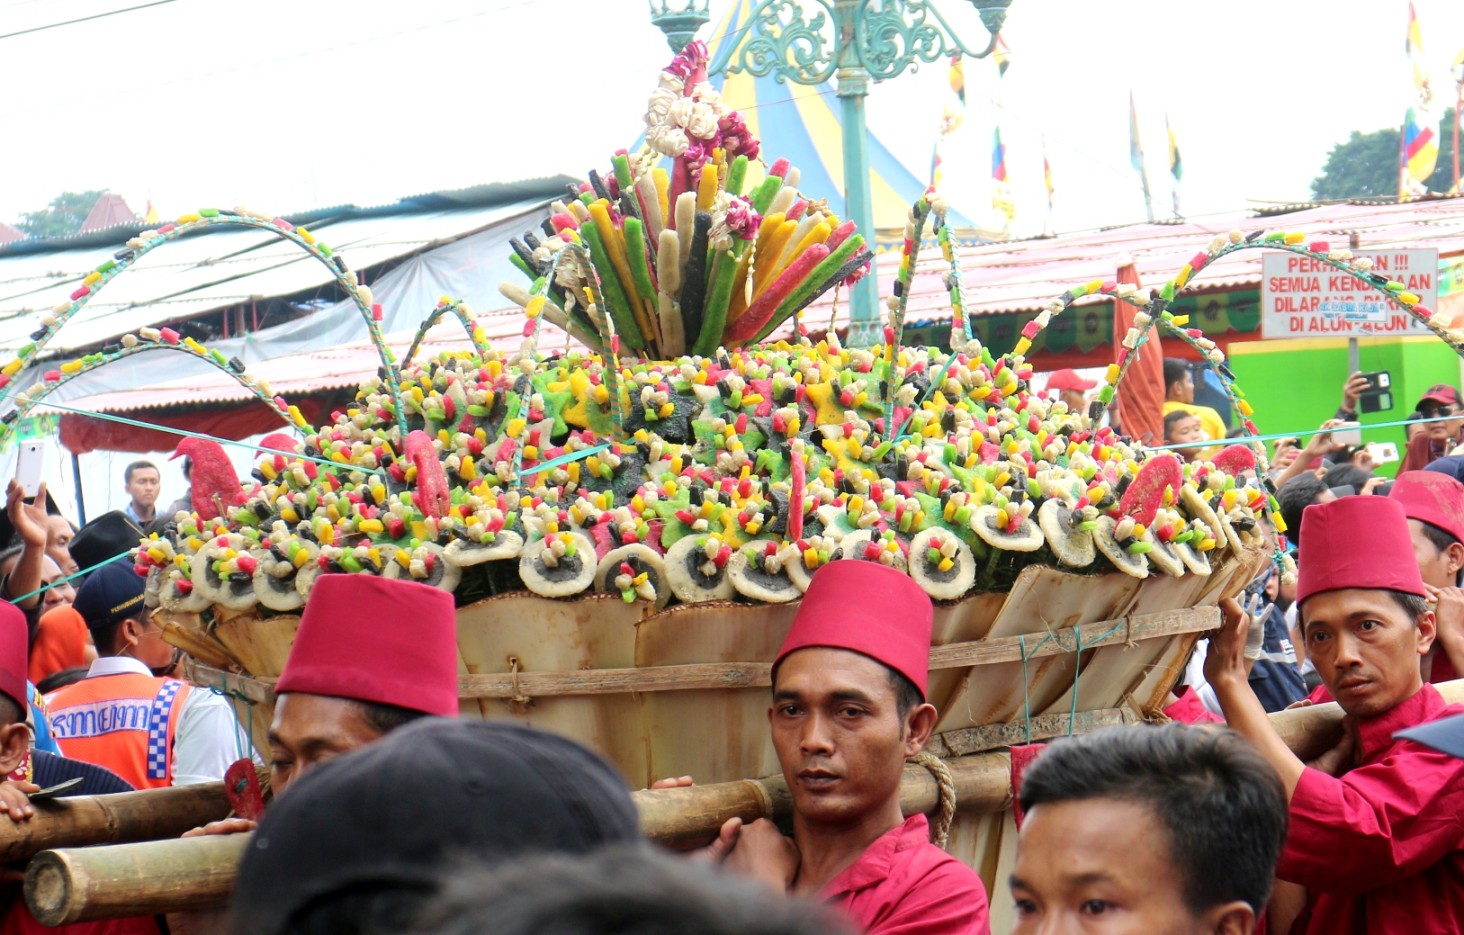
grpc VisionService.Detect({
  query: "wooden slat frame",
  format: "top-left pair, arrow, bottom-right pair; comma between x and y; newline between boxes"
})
189,605 -> 1217,703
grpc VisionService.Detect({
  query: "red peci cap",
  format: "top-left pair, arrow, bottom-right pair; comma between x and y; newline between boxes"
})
0,603 -> 26,712
1297,496 -> 1426,606
774,561 -> 932,698
1044,369 -> 1097,394
277,575 -> 460,717
1390,471 -> 1464,545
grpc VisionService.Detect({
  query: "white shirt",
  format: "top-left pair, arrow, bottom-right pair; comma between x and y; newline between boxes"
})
79,657 -> 254,785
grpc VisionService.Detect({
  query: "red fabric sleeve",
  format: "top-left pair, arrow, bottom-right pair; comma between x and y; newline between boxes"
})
1278,752 -> 1464,891
1163,686 -> 1225,724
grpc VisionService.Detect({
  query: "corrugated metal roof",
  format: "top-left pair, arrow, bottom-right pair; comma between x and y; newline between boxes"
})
0,186 -> 574,354
801,195 -> 1464,327
53,315 -> 532,414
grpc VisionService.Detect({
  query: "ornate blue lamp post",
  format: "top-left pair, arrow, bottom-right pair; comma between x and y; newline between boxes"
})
650,0 -> 1011,347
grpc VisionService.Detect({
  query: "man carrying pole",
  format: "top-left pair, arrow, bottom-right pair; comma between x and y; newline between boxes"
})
1206,495 -> 1464,933
709,560 -> 990,934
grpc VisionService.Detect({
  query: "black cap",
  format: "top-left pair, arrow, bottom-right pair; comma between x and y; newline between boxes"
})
1396,711 -> 1464,760
229,719 -> 643,935
67,511 -> 142,575
72,560 -> 146,632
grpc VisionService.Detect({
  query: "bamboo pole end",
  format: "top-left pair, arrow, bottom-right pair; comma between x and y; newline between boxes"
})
26,850 -> 82,926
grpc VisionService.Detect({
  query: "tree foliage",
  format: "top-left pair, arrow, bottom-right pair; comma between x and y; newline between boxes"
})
1311,109 -> 1459,201
15,190 -> 108,240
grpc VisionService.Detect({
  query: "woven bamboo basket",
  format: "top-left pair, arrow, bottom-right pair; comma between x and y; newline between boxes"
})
167,543 -> 1263,928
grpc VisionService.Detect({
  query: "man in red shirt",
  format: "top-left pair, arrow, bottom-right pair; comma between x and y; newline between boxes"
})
1390,471 -> 1464,683
184,573 -> 459,837
1207,495 -> 1464,934
710,561 -> 990,935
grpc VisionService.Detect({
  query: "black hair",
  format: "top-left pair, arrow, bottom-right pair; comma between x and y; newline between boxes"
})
1322,462 -> 1373,491
1018,724 -> 1287,915
1163,409 -> 1198,442
123,461 -> 158,484
410,844 -> 849,935
1416,520 -> 1464,587
1387,589 -> 1432,622
0,692 -> 21,727
1277,473 -> 1329,547
887,667 -> 922,722
0,543 -> 23,578
1162,357 -> 1190,391
349,699 -> 431,736
37,666 -> 90,694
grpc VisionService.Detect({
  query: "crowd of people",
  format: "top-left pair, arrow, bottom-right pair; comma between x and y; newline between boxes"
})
0,365 -> 1458,934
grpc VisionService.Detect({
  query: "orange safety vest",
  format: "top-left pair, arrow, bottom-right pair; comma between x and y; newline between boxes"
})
44,672 -> 190,790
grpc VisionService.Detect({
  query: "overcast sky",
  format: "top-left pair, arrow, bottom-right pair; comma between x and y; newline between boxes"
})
3,0 -> 1464,240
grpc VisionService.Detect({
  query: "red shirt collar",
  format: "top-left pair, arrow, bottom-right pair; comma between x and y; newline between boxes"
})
1356,683 -> 1448,761
821,814 -> 931,898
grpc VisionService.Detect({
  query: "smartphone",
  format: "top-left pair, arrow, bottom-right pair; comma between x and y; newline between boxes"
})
1359,370 -> 1394,414
1329,484 -> 1357,498
1360,370 -> 1392,391
15,439 -> 44,498
1331,422 -> 1362,448
1366,441 -> 1400,464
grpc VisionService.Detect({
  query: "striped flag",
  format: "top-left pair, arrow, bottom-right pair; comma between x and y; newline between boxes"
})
1166,115 -> 1182,182
1402,105 -> 1440,196
1166,113 -> 1182,218
1043,145 -> 1054,210
1129,91 -> 1154,221
991,126 -> 1014,220
993,35 -> 1011,78
1400,4 -> 1439,198
929,54 -> 966,190
1407,2 -> 1432,100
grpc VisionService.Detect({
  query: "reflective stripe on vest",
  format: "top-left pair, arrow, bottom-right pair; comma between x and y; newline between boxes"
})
45,673 -> 189,790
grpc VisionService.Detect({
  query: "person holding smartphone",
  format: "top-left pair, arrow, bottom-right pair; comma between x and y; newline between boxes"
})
1401,385 -> 1464,473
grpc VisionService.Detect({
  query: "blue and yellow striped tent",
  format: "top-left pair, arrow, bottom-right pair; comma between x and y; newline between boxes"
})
699,0 -> 985,249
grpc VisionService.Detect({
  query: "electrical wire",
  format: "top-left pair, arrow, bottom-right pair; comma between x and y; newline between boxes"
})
0,0 -> 175,41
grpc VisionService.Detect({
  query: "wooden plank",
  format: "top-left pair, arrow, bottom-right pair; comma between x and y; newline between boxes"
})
926,707 -> 1142,759
187,608 -> 1219,702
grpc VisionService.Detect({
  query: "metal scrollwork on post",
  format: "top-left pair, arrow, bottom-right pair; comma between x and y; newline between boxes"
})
712,0 -> 840,86
856,0 -> 1000,81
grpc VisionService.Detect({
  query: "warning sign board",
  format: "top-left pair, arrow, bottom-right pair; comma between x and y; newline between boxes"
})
1260,248 -> 1438,339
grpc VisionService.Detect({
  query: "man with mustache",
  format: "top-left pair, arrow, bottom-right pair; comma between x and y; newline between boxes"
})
709,561 -> 990,934
1206,495 -> 1464,934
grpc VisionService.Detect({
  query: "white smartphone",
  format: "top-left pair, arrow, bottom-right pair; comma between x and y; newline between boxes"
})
1366,441 -> 1400,464
15,439 -> 44,498
1331,422 -> 1363,448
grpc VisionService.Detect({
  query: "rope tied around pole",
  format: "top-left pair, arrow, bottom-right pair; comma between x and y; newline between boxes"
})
909,750 -> 956,850
507,656 -> 532,712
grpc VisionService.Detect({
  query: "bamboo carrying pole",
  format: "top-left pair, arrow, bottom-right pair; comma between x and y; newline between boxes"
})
0,781 -> 232,864
32,686 -> 1455,926
27,834 -> 248,924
